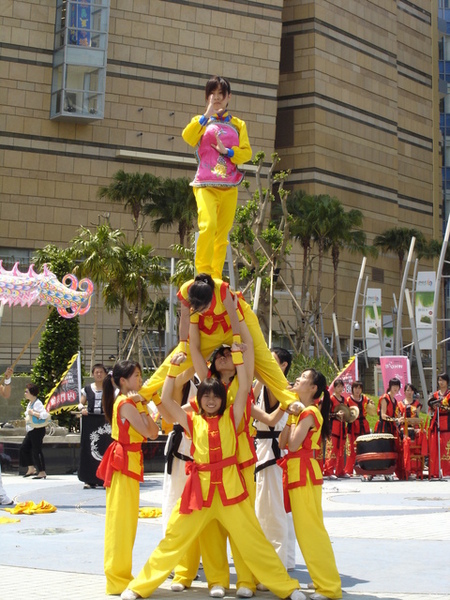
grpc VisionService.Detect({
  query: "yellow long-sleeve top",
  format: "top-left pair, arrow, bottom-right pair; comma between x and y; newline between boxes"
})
182,112 -> 252,187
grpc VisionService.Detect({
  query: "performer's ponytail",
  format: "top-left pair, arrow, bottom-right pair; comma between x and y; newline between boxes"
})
188,273 -> 215,313
309,368 -> 331,441
102,360 -> 141,423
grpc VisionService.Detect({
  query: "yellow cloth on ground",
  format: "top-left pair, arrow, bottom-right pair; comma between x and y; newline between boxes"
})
4,500 -> 57,514
139,507 -> 162,519
0,516 -> 20,524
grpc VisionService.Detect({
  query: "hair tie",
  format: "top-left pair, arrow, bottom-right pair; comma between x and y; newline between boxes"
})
108,370 -> 113,377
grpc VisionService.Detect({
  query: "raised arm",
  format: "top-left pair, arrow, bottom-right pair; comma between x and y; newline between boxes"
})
160,368 -> 189,431
222,287 -> 241,338
189,321 -> 209,381
231,344 -> 250,429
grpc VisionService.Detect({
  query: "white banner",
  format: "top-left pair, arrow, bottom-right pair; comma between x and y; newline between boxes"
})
415,271 -> 435,350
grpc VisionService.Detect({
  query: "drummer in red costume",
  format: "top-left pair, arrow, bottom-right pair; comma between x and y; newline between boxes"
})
428,373 -> 450,478
182,75 -> 252,279
375,377 -> 405,479
344,381 -> 374,476
323,379 -> 348,479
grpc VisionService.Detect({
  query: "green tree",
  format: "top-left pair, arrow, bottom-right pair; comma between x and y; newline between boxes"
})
373,227 -> 426,278
97,170 -> 162,244
70,223 -> 124,371
144,177 -> 197,246
31,245 -> 81,430
115,243 -> 168,366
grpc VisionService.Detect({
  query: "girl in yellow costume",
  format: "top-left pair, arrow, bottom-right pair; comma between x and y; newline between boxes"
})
182,75 -> 252,279
97,361 -> 159,595
140,274 -> 297,411
121,342 -> 305,600
185,332 -> 295,598
279,370 -> 342,600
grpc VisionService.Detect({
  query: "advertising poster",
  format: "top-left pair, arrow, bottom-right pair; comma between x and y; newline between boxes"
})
365,288 -> 382,358
415,271 -> 435,350
379,355 -> 411,401
382,314 -> 394,355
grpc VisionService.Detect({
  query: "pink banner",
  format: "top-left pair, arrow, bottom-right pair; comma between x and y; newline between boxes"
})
379,356 -> 410,401
329,356 -> 358,399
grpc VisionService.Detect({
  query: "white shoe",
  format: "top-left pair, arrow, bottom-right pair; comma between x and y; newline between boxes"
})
290,590 -> 306,600
210,586 -> 226,598
236,588 -> 253,598
256,584 -> 268,591
310,594 -> 331,600
121,590 -> 139,600
328,474 -> 338,480
171,583 -> 186,592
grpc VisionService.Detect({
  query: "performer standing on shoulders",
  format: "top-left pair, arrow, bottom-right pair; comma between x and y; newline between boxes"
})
182,75 -> 252,279
344,381 -> 374,477
428,373 -> 450,478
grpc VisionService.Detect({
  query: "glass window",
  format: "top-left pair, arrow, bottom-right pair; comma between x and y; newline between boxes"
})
50,0 -> 110,121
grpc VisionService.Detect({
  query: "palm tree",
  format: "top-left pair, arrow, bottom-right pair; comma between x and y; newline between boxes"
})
70,223 -> 124,371
144,177 -> 197,246
373,227 -> 426,278
324,202 -> 377,319
119,243 -> 168,366
97,170 -> 162,244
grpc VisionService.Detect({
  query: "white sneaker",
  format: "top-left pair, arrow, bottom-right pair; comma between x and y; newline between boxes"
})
171,583 -> 186,592
290,590 -> 306,600
121,590 -> 139,600
310,594 -> 331,600
256,584 -> 268,591
236,588 -> 253,598
210,586 -> 226,598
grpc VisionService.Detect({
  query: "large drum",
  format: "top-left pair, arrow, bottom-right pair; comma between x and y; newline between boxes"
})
354,433 -> 397,475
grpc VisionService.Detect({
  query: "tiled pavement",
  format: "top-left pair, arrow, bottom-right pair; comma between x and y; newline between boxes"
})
1,473 -> 449,600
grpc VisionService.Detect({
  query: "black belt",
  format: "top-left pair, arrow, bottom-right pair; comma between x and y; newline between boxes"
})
255,431 -> 280,439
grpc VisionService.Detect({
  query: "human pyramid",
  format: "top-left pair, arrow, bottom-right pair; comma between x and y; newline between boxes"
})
97,76 -> 342,600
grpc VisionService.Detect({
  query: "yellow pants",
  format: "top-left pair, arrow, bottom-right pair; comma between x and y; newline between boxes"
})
289,477 -> 342,599
141,304 -> 296,410
104,471 -> 140,594
197,465 -> 257,590
194,186 -> 238,279
172,537 -> 201,588
128,490 -> 299,599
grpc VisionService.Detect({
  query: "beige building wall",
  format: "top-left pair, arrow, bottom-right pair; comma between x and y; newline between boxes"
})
0,0 -> 284,370
0,0 -> 442,373
276,0 -> 440,349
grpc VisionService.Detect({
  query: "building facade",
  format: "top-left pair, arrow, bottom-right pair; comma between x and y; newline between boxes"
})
0,0 -> 442,375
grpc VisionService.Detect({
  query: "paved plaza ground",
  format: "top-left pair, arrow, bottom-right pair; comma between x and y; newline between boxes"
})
0,472 -> 449,600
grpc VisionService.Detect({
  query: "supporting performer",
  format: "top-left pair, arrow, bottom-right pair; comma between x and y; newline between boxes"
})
121,340 -> 305,600
279,369 -> 342,600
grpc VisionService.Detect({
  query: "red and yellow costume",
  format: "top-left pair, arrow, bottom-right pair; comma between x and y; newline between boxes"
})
428,390 -> 450,477
375,393 -> 405,479
126,404 -> 299,599
323,394 -> 347,477
278,406 -> 342,599
96,395 -> 146,595
182,112 -> 252,279
187,379 -> 258,592
140,279 -> 296,410
344,395 -> 371,475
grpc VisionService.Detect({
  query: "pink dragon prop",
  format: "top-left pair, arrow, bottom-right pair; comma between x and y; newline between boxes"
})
0,262 -> 94,318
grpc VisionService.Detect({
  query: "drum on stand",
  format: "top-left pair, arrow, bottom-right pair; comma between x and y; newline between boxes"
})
354,433 -> 397,476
